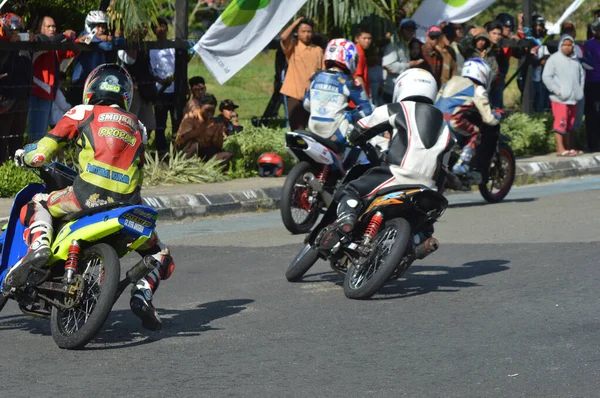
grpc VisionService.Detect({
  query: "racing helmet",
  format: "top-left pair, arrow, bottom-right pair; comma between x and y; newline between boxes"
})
257,152 -> 284,177
82,63 -> 133,111
392,68 -> 438,104
324,38 -> 359,75
532,13 -> 546,27
85,10 -> 108,33
495,13 -> 515,30
1,13 -> 24,33
461,58 -> 492,89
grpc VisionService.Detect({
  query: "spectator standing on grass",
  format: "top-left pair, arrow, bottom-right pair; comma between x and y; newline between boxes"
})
382,18 -> 419,103
150,17 -> 179,156
254,36 -> 288,127
0,13 -> 34,163
28,16 -> 77,142
353,26 -> 372,98
215,99 -> 243,136
175,93 -> 232,163
542,34 -> 585,157
279,17 -> 323,131
584,20 -> 600,152
118,24 -> 157,137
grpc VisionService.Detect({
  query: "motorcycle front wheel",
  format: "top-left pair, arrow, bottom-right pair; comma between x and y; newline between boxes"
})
285,243 -> 320,282
479,143 -> 516,203
280,161 -> 322,234
50,243 -> 120,350
343,218 -> 411,300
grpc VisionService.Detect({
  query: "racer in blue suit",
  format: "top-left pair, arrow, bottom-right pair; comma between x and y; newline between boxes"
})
303,38 -> 373,145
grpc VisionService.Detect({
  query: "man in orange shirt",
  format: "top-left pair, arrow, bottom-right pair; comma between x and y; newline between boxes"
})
279,17 -> 323,130
353,26 -> 372,99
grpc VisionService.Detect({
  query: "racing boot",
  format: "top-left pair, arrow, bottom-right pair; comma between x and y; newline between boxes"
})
316,192 -> 360,251
452,145 -> 475,177
4,221 -> 53,289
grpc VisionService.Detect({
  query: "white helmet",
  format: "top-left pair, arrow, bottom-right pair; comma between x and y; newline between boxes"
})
461,58 -> 492,88
85,10 -> 108,33
392,69 -> 438,104
324,38 -> 359,75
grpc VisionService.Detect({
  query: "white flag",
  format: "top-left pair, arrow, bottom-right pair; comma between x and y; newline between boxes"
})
412,0 -> 496,41
545,0 -> 586,35
194,0 -> 307,85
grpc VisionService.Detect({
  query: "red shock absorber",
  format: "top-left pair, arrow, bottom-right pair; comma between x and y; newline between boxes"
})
317,166 -> 329,184
64,240 -> 80,284
363,212 -> 384,243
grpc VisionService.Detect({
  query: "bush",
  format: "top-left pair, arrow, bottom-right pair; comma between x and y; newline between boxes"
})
501,112 -> 556,156
0,161 -> 42,198
224,126 -> 295,178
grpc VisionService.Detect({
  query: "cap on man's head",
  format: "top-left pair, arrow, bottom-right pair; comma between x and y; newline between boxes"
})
189,76 -> 205,87
427,26 -> 442,38
220,99 -> 239,111
399,18 -> 418,30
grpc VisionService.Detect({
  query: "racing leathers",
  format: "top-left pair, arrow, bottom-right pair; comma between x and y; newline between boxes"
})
435,76 -> 500,175
6,104 -> 173,331
317,101 -> 453,250
303,69 -> 373,145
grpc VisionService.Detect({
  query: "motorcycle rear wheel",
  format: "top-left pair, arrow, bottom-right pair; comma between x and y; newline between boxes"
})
286,243 -> 320,282
280,161 -> 322,234
344,218 -> 411,300
50,243 -> 120,350
479,143 -> 516,203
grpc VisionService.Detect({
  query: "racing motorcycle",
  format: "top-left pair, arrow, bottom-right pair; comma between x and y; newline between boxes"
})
280,129 -> 381,234
0,162 -> 160,349
285,159 -> 447,300
443,119 -> 516,203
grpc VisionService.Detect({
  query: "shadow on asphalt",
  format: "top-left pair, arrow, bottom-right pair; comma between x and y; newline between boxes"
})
0,299 -> 254,350
448,197 -> 537,209
300,259 -> 510,300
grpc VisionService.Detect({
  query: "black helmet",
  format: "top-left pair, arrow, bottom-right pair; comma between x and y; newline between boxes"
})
532,13 -> 546,27
82,63 -> 133,111
495,13 -> 515,29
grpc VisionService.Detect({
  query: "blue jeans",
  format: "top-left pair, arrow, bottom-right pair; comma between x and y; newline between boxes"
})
28,96 -> 53,142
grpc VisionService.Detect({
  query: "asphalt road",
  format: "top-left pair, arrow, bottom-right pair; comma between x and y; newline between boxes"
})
1,177 -> 600,397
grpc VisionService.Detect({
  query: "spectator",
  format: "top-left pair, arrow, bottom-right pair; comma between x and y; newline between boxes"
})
215,99 -> 243,136
409,38 -> 428,71
519,14 -> 551,113
584,20 -> 600,152
254,36 -> 287,126
150,17 -> 179,156
382,18 -> 419,102
279,17 -> 323,130
561,21 -> 592,132
486,22 -> 505,108
353,26 -> 372,98
422,27 -> 443,86
28,16 -> 77,142
367,51 -> 384,106
69,11 -> 122,106
447,22 -> 466,74
118,25 -> 157,136
0,13 -> 33,163
458,28 -> 499,87
587,10 -> 600,40
439,27 -> 458,86
49,75 -> 71,128
542,34 -> 585,156
183,76 -> 206,115
175,93 -> 231,162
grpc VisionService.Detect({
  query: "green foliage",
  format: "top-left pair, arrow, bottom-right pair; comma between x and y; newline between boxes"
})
223,126 -> 294,178
0,162 -> 42,198
143,144 -> 229,186
501,112 -> 555,156
11,0 -> 99,32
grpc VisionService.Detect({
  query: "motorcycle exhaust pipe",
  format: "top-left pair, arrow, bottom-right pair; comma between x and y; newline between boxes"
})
415,237 -> 440,260
126,255 -> 160,283
303,172 -> 333,207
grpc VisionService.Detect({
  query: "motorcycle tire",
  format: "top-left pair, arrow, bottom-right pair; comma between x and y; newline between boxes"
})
479,143 -> 516,203
0,294 -> 8,313
50,243 -> 120,350
280,161 -> 322,234
286,243 -> 320,282
344,218 -> 411,300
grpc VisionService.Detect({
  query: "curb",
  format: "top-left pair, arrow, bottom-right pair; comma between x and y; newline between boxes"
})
515,155 -> 600,184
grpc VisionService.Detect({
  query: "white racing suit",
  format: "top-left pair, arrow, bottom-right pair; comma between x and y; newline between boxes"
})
303,69 -> 373,144
317,100 -> 454,249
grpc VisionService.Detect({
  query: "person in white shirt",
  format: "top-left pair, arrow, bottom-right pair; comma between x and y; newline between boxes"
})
150,17 -> 177,156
